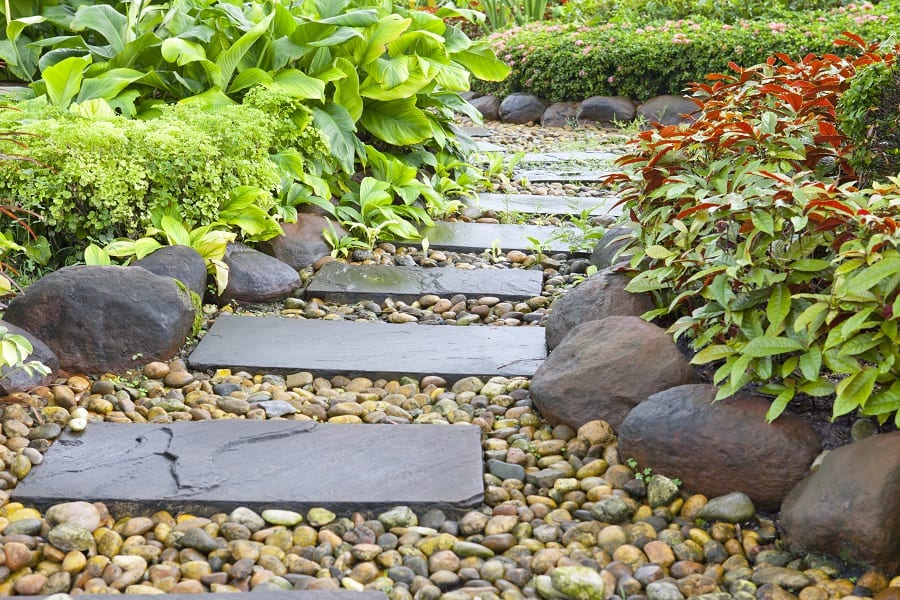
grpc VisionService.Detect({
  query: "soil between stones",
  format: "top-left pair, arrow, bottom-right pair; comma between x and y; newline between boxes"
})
0,121 -> 897,597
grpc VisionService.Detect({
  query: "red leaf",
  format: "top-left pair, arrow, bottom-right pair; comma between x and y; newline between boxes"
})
676,202 -> 720,218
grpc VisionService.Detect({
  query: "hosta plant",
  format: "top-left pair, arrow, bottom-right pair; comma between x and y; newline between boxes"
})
608,34 -> 900,425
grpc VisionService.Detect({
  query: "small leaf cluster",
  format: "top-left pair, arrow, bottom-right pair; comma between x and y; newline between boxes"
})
609,34 -> 900,425
475,1 -> 900,102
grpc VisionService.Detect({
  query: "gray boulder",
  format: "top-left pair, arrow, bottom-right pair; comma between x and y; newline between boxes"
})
590,226 -> 636,270
499,93 -> 547,125
470,95 -> 501,121
0,320 -> 58,394
577,96 -> 636,125
531,316 -> 698,429
637,95 -> 700,126
545,268 -> 654,350
618,384 -> 821,511
263,213 -> 344,270
220,244 -> 301,305
132,245 -> 208,299
541,102 -> 580,128
3,265 -> 195,373
781,431 -> 900,573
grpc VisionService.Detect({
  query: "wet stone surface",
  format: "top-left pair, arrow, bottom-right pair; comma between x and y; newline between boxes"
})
406,222 -> 589,255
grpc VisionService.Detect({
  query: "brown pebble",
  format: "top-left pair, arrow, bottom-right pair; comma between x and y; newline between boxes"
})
3,541 -> 33,571
143,362 -> 170,379
164,371 -> 195,387
171,579 -> 206,593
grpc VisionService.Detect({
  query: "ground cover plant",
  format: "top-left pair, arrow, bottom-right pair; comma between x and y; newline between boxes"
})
606,33 -> 900,426
475,0 -> 900,101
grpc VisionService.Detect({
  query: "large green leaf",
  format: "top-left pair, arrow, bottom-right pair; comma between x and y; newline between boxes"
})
845,256 -> 900,295
333,57 -> 363,122
358,15 -> 411,67
318,10 -> 380,27
452,44 -> 510,82
313,103 -> 359,174
162,37 -> 208,66
213,12 -> 274,90
834,367 -> 877,417
228,67 -> 272,93
359,98 -> 432,146
270,69 -> 326,100
741,335 -> 803,357
77,68 -> 145,102
70,4 -> 129,54
42,54 -> 92,107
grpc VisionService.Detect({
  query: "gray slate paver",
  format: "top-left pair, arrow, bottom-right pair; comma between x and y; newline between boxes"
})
475,140 -> 506,152
13,420 -> 484,517
472,193 -> 622,217
188,314 -> 546,380
458,125 -> 493,137
305,262 -> 542,303
514,168 -> 615,183
520,150 -> 621,163
408,221 -> 587,255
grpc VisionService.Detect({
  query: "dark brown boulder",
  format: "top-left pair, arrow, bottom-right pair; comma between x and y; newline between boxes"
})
499,93 -> 547,125
531,316 -> 698,430
3,266 -> 195,373
545,268 -> 654,350
590,226 -> 636,270
132,245 -> 208,299
577,96 -> 636,125
619,384 -> 822,511
781,431 -> 900,573
541,102 -> 580,128
470,95 -> 501,121
636,95 -> 700,126
0,320 -> 58,394
220,243 -> 300,305
263,214 -> 344,270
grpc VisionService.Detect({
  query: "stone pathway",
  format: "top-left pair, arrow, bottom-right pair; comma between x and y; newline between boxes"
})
409,221 -> 587,255
470,192 -> 621,217
188,315 -> 547,380
304,262 -> 543,303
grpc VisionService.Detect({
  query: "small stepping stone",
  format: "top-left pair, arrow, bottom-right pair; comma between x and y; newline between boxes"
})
188,315 -> 546,380
459,125 -> 493,137
17,594 -> 383,600
475,140 -> 506,152
521,150 -> 621,163
472,193 -> 622,217
305,262 -> 542,303
515,167 -> 615,183
14,420 -> 484,517
411,221 -> 588,255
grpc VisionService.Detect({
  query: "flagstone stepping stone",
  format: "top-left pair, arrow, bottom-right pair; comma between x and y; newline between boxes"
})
514,167 -> 615,183
471,193 -> 622,217
458,125 -> 493,137
16,594 -> 385,600
13,420 -> 484,517
305,262 -> 542,304
475,140 -> 506,152
408,221 -> 588,255
520,150 -> 621,163
188,315 -> 546,380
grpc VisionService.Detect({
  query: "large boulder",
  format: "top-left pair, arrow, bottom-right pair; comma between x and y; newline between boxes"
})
132,245 -> 208,299
541,102 -> 580,128
636,95 -> 700,126
545,268 -> 654,350
220,243 -> 301,305
590,226 -> 636,269
470,95 -> 501,121
577,96 -> 636,125
531,316 -> 698,430
3,266 -> 195,373
619,384 -> 822,511
781,431 -> 900,573
263,214 -> 343,270
0,320 -> 58,394
499,93 -> 547,125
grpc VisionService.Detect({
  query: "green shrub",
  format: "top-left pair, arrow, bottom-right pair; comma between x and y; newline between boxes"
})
609,35 -> 900,425
837,59 -> 900,185
0,100 -> 302,244
476,1 -> 900,101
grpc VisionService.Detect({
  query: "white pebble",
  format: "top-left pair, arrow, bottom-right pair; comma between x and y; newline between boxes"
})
68,417 -> 88,432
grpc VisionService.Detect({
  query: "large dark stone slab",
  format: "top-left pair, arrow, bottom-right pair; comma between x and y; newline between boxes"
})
305,262 -> 542,303
515,167 -> 615,183
188,315 -> 546,380
14,420 -> 484,517
408,221 -> 588,255
521,151 -> 621,163
471,193 -> 621,217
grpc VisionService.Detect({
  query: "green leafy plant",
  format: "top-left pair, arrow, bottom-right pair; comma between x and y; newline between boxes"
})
0,324 -> 50,380
322,222 -> 369,259
608,34 -> 900,425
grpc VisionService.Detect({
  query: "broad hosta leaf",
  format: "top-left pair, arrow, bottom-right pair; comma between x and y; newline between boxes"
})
70,4 -> 129,53
271,69 -> 326,100
333,57 -> 362,122
42,54 -> 91,107
358,15 -> 411,67
228,67 -> 272,93
77,68 -> 144,102
741,335 -> 803,357
313,104 -> 359,174
451,44 -> 510,81
360,98 -> 431,146
214,12 -> 274,89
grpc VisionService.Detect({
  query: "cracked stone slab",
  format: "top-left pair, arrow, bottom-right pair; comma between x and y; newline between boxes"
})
471,193 -> 622,217
405,221 -> 588,255
305,262 -> 542,304
13,419 -> 484,517
17,594 -> 384,600
188,315 -> 546,381
514,168 -> 615,183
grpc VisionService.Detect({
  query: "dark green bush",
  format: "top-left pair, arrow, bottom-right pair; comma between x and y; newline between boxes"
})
0,98 -> 325,243
476,1 -> 900,101
837,59 -> 900,185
